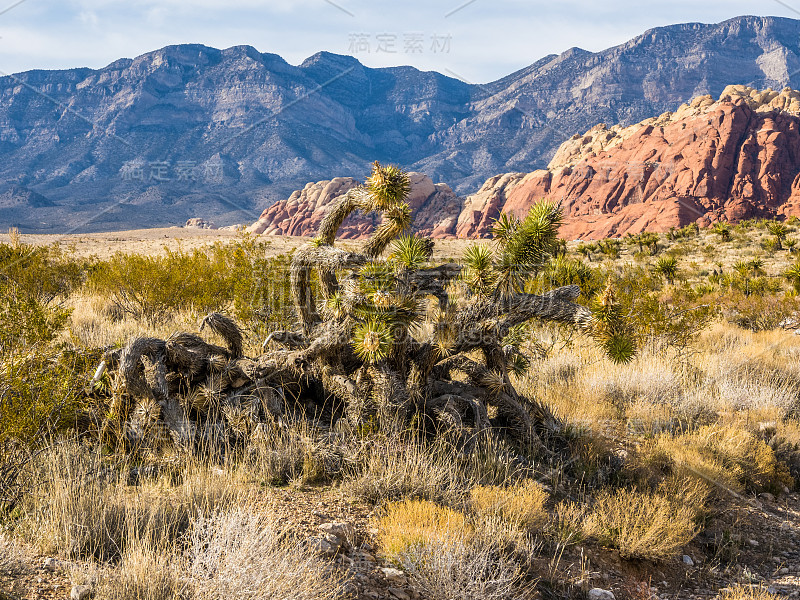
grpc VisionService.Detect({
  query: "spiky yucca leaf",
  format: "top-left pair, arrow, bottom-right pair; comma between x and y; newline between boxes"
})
182,388 -> 209,414
352,318 -> 393,363
383,202 -> 412,232
326,291 -> 346,319
501,324 -> 528,349
365,162 -> 411,209
356,292 -> 425,328
431,307 -> 458,358
461,243 -> 496,294
481,370 -> 507,396
508,352 -> 530,376
492,212 -> 520,246
207,354 -> 228,373
390,234 -> 431,270
602,334 -> 637,365
495,201 -> 563,295
589,280 -> 636,364
359,262 -> 395,295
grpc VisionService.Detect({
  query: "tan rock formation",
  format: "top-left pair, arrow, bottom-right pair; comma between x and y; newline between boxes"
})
449,86 -> 800,239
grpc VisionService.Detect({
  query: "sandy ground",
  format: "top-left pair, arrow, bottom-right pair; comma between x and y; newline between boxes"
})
0,227 -> 475,261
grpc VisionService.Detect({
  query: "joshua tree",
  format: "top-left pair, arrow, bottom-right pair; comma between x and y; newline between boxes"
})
575,243 -> 595,262
785,261 -> 800,294
767,221 -> 789,250
597,238 -> 622,259
94,163 -> 634,454
712,222 -> 732,242
653,255 -> 678,285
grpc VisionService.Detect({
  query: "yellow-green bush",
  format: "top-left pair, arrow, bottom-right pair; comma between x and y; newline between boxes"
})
469,479 -> 548,530
377,499 -> 470,561
639,424 -> 792,496
582,487 -> 700,560
87,236 -> 296,330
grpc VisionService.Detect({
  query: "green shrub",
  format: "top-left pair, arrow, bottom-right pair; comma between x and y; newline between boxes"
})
88,236 -> 297,330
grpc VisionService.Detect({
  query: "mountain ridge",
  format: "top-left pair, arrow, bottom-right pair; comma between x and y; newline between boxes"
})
3,15 -> 800,232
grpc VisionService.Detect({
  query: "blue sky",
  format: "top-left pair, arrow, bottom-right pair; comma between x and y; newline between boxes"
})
0,0 -> 795,82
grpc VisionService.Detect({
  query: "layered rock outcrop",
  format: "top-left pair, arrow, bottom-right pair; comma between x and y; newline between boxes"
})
448,85 -> 800,239
252,86 -> 800,241
248,173 -> 462,238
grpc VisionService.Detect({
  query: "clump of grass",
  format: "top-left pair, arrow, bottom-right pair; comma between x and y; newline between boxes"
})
639,424 -> 792,496
377,499 -> 470,561
94,541 -> 182,600
186,509 -> 344,600
248,420 -> 337,486
582,488 -> 700,560
341,435 -> 522,506
18,441 -> 239,561
717,584 -> 775,600
545,501 -> 588,547
469,479 -> 548,531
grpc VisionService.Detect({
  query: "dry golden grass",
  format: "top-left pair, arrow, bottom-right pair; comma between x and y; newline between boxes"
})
0,530 -> 29,579
18,441 -> 243,561
716,584 -> 776,600
377,499 -> 470,561
469,480 -> 549,531
639,424 -> 792,497
581,487 -> 700,560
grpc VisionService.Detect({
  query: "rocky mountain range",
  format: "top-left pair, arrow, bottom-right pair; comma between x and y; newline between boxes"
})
250,85 -> 800,239
3,15 -> 800,232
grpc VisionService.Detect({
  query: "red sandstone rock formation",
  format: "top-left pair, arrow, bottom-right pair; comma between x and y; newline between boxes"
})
248,172 -> 462,239
448,85 -> 800,239
250,86 -> 800,241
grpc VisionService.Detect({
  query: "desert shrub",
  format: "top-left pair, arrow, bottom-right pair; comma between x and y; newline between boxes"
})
532,256 -> 602,299
87,237 -> 296,329
186,509 -> 344,600
378,499 -> 530,600
88,248 -> 230,321
717,585 -> 776,600
605,265 -> 715,350
0,242 -> 82,358
716,292 -> 796,331
469,479 -> 548,531
395,536 -> 530,600
638,425 -> 792,496
767,419 -> 800,486
18,441 -> 239,561
378,499 -> 470,561
0,242 -> 83,305
582,487 -> 699,560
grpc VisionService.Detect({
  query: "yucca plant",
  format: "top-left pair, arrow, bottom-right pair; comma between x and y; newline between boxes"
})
653,255 -> 678,285
95,164 -> 635,455
575,242 -> 595,262
767,221 -> 789,250
785,261 -> 800,294
712,221 -> 732,242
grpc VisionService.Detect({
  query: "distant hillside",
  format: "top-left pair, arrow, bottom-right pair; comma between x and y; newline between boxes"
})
3,15 -> 800,232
